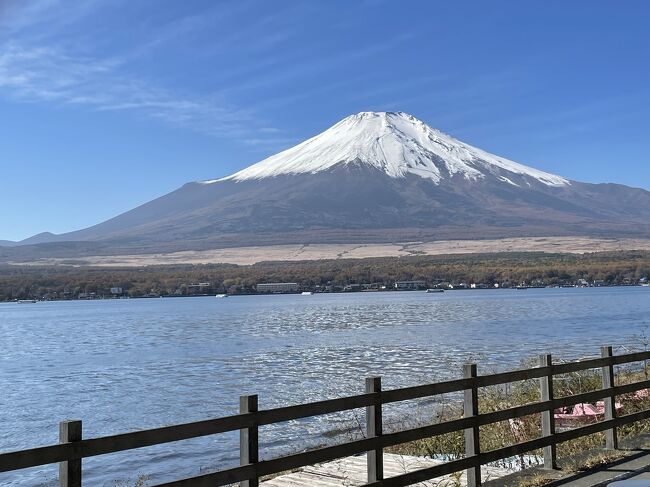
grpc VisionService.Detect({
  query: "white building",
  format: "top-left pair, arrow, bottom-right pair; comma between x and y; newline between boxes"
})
394,280 -> 426,290
256,282 -> 299,293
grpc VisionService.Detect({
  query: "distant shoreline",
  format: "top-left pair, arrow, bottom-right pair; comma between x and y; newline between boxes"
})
1,249 -> 649,302
3,284 -> 649,304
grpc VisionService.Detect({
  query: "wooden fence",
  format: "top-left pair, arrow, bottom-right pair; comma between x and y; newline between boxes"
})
2,346 -> 650,487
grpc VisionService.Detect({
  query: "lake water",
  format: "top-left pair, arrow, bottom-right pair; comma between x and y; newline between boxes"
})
1,287 -> 649,486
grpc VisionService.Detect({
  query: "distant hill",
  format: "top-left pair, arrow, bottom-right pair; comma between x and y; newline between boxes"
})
0,232 -> 59,248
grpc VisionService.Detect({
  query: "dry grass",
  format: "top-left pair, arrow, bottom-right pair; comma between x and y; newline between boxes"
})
517,472 -> 556,487
13,236 -> 650,266
387,363 -> 650,477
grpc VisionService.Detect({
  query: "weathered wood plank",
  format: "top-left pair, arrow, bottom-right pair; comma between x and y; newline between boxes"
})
240,395 -> 259,487
59,420 -> 81,487
380,377 -> 472,403
463,364 -> 481,487
539,354 -> 557,470
366,377 -> 383,482
601,346 -> 618,450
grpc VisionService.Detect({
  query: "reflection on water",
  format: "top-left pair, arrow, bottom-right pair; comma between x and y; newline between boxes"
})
1,287 -> 648,485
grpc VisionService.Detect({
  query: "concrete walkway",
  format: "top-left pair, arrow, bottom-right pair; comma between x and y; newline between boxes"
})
559,450 -> 650,486
484,449 -> 650,487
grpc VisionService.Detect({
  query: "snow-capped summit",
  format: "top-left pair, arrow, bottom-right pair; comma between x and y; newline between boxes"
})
211,111 -> 569,187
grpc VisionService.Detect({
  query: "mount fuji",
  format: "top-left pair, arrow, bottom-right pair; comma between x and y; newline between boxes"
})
5,111 -> 650,257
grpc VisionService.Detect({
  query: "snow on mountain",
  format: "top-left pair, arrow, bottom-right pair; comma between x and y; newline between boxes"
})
207,111 -> 569,187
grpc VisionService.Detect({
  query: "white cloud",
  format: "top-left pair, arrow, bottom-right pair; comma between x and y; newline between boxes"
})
0,40 -> 267,138
0,2 -> 284,140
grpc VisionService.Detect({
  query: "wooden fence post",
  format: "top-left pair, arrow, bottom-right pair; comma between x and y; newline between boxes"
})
601,346 -> 618,450
366,376 -> 383,482
59,420 -> 82,487
240,395 -> 259,487
464,363 -> 481,487
539,354 -> 557,469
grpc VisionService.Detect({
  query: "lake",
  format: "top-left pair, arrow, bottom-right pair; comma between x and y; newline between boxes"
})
1,287 -> 649,486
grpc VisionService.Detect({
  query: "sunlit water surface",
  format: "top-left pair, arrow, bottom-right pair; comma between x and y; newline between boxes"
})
1,287 -> 649,485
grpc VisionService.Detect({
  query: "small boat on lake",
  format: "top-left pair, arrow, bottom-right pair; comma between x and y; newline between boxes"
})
426,289 -> 444,293
301,291 -> 314,295
215,294 -> 228,298
17,299 -> 37,303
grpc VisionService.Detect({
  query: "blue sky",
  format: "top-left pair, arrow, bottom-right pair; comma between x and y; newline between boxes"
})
1,0 -> 649,241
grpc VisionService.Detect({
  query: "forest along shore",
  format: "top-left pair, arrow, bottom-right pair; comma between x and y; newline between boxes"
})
1,250 -> 649,301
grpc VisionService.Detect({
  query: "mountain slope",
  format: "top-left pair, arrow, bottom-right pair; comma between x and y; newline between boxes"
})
7,111 -> 650,257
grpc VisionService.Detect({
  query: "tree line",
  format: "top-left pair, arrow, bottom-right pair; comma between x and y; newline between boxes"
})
1,250 -> 649,301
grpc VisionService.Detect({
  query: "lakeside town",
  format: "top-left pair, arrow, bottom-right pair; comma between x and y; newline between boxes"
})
7,275 -> 649,302
4,249 -> 650,302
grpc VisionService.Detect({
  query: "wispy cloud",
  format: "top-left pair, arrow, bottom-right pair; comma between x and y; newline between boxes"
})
0,41 -> 259,137
242,136 -> 300,150
215,33 -> 418,97
0,0 -> 107,41
0,1 -> 428,152
0,1 -> 290,141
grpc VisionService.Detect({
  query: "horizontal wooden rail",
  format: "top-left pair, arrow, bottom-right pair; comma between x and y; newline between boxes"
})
2,347 -> 650,486
0,393 -> 383,472
0,413 -> 254,472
